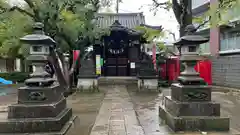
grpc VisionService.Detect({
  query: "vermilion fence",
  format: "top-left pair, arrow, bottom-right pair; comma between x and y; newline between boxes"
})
159,57 -> 212,85
194,60 -> 212,85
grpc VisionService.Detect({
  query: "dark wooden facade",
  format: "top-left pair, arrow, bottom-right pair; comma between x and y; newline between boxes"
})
94,20 -> 142,76
78,13 -> 160,78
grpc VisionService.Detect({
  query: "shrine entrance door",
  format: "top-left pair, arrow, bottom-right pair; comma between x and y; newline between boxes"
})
104,31 -> 129,76
105,56 -> 128,76
102,20 -> 141,76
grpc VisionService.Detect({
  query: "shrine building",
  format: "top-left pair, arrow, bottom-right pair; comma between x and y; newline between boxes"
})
79,12 -> 161,77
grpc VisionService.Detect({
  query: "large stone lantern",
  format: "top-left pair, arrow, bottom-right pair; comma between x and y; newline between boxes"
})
0,22 -> 75,134
174,24 -> 209,85
20,22 -> 56,86
159,24 -> 230,132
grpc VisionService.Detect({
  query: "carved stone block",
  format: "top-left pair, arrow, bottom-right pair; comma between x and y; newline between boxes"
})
17,84 -> 62,104
171,83 -> 211,102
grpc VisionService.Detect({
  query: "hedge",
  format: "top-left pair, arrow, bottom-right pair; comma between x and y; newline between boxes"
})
0,72 -> 30,83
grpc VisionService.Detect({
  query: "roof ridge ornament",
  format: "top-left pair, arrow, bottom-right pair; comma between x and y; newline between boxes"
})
112,20 -> 121,26
173,24 -> 208,45
33,22 -> 45,34
184,24 -> 197,35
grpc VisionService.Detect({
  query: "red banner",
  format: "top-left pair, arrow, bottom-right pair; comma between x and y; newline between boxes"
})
152,44 -> 157,71
73,50 -> 80,62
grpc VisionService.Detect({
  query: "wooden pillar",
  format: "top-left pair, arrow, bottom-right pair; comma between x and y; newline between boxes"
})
210,0 -> 220,56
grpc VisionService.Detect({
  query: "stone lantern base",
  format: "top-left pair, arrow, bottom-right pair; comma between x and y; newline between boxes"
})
159,83 -> 230,132
0,84 -> 76,134
137,76 -> 159,91
77,76 -> 99,92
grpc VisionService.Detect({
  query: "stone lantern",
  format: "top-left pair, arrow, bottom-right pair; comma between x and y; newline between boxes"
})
159,24 -> 229,132
0,22 -> 75,134
174,24 -> 209,85
20,22 -> 55,85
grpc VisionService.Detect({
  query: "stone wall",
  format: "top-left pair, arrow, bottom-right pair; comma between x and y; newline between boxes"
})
211,54 -> 240,88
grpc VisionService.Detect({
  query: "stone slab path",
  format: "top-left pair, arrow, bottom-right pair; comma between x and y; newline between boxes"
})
90,85 -> 145,135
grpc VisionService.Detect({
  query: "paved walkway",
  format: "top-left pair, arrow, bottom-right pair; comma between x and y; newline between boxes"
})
90,85 -> 145,135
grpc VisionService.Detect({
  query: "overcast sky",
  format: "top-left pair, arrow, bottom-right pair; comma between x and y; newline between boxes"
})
101,0 -> 179,41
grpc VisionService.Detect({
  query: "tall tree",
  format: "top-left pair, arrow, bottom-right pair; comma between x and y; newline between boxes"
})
0,0 -> 110,89
151,0 -> 192,36
151,0 -> 239,36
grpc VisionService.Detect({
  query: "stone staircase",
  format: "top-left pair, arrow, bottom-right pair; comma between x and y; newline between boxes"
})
98,77 -> 138,85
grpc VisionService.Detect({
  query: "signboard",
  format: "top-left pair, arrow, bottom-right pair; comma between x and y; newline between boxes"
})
96,55 -> 101,75
100,58 -> 104,66
130,62 -> 135,69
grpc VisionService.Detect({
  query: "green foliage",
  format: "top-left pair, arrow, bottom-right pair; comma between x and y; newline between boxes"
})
157,42 -> 165,50
135,26 -> 164,42
195,0 -> 240,28
0,10 -> 33,58
149,0 -> 172,15
0,72 -> 30,83
0,0 -> 111,58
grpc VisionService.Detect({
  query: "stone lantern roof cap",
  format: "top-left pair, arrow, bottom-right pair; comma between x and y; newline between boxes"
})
20,22 -> 56,46
173,24 -> 209,46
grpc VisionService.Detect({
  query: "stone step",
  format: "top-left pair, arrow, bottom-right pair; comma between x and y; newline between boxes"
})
159,104 -> 229,132
0,116 -> 77,135
98,77 -> 138,85
0,108 -> 72,133
8,98 -> 67,119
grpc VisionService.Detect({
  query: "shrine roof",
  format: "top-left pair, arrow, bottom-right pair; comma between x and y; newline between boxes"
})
95,12 -> 145,29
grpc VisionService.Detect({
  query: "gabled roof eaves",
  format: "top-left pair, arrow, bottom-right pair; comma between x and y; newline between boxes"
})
95,12 -> 145,29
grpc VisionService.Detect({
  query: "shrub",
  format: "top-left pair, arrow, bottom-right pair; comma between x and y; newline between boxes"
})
0,72 -> 30,83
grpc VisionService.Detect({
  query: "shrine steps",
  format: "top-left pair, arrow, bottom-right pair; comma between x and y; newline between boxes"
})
98,76 -> 138,85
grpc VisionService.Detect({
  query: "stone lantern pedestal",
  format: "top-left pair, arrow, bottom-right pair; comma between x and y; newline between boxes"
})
137,53 -> 159,91
0,23 -> 75,134
159,25 -> 229,132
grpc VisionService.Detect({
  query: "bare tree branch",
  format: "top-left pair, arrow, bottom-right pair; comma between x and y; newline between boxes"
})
165,30 -> 176,41
59,1 -> 68,13
152,0 -> 169,8
23,0 -> 41,21
9,6 -> 35,18
23,0 -> 35,8
195,16 -> 211,30
0,6 -> 7,14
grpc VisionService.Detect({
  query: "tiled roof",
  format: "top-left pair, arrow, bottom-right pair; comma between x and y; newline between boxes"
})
192,2 -> 209,16
95,12 -> 145,29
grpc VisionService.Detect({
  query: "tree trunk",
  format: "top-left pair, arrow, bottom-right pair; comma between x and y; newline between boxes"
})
48,48 -> 69,89
6,58 -> 15,72
179,0 -> 192,37
68,52 -> 74,88
172,0 -> 192,37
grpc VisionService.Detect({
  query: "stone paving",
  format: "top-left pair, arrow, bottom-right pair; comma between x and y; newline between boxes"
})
90,85 -> 145,135
1,84 -> 240,135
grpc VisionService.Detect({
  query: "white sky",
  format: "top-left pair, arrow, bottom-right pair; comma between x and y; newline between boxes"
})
102,0 -> 180,40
